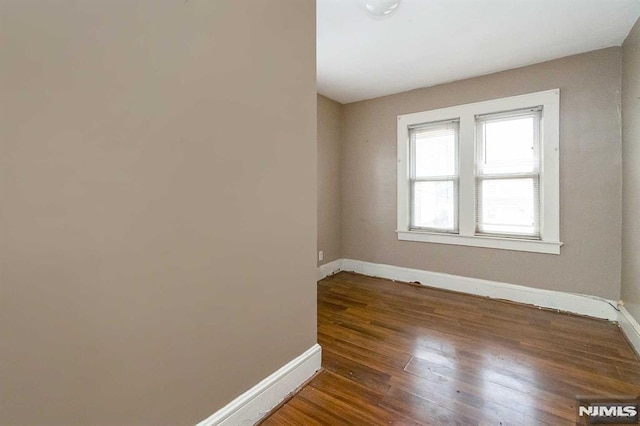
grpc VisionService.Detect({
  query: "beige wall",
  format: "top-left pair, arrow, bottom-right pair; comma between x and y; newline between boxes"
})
0,1 -> 317,425
341,48 -> 622,300
622,18 -> 640,322
317,95 -> 342,265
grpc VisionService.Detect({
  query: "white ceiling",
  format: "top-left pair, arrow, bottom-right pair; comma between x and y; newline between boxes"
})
317,0 -> 640,104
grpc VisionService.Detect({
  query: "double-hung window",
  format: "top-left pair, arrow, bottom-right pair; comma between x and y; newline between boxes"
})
475,108 -> 541,238
397,90 -> 561,254
410,120 -> 459,233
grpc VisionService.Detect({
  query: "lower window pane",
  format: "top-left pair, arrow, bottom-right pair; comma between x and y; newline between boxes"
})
412,181 -> 456,231
477,178 -> 538,236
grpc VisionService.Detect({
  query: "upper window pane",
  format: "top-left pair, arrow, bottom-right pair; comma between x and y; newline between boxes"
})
478,111 -> 540,175
411,121 -> 458,178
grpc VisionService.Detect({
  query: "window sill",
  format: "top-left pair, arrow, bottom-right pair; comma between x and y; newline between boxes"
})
397,230 -> 562,254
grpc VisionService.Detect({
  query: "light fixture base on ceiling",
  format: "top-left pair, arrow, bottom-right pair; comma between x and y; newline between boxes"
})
364,0 -> 401,18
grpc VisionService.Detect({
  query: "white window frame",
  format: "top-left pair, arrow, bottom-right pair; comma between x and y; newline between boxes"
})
475,107 -> 541,238
409,119 -> 460,233
397,89 -> 562,255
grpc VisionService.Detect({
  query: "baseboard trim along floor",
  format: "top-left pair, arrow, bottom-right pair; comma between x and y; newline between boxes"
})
618,306 -> 640,358
318,258 -> 640,356
196,344 -> 322,426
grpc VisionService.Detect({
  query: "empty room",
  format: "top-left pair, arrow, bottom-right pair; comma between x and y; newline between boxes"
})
2,1 -> 640,425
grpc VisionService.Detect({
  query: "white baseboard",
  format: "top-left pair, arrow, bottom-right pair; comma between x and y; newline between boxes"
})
317,259 -> 343,280
196,344 -> 321,426
339,259 -> 618,321
618,307 -> 640,357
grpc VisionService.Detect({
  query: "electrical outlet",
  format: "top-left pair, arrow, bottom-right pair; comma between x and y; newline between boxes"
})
318,251 -> 324,262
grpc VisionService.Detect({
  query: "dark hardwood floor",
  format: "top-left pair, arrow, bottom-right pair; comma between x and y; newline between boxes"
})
261,272 -> 640,425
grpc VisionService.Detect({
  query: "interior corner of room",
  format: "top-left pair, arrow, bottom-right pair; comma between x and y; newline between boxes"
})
315,6 -> 640,423
317,33 -> 640,346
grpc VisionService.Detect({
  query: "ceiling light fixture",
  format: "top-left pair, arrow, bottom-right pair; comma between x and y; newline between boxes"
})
364,0 -> 401,18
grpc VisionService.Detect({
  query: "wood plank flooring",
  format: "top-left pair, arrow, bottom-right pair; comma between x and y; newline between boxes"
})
260,272 -> 640,425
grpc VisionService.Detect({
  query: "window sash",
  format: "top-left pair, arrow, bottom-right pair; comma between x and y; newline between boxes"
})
410,179 -> 459,233
409,120 -> 459,233
475,109 -> 542,239
476,108 -> 541,176
475,175 -> 540,238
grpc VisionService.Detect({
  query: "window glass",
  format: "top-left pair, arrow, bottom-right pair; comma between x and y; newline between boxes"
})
480,116 -> 537,174
477,178 -> 538,236
410,120 -> 459,232
413,181 -> 456,231
414,126 -> 456,177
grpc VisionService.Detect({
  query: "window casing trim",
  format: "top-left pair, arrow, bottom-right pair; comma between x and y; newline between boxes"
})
396,89 -> 562,255
396,230 -> 562,254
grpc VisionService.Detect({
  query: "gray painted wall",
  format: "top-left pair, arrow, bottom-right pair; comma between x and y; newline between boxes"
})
0,1 -> 317,425
622,18 -> 640,322
317,95 -> 342,266
341,48 -> 622,300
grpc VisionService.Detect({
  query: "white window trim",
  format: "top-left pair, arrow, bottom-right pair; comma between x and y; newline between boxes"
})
397,89 -> 562,255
